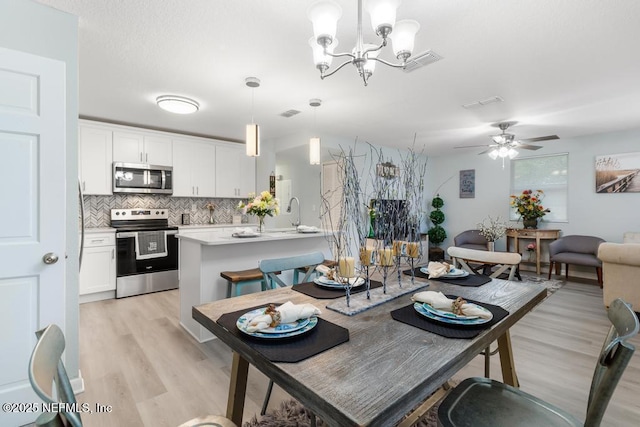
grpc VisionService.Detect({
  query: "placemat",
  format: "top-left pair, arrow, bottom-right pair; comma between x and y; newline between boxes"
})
217,304 -> 349,363
403,268 -> 492,287
293,280 -> 383,299
390,296 -> 509,339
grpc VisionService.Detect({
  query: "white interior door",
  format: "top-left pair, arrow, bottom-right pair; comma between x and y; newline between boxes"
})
0,47 -> 66,426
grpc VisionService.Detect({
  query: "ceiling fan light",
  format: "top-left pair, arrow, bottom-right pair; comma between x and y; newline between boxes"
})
390,19 -> 420,60
508,148 -> 519,159
498,146 -> 510,158
366,0 -> 399,38
488,149 -> 499,160
308,0 -> 342,47
156,95 -> 199,114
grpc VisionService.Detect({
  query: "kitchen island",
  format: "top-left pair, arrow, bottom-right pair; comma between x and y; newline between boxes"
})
176,228 -> 332,342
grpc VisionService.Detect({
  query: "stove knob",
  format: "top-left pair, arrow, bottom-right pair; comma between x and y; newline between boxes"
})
122,212 -> 126,216
115,212 -> 120,216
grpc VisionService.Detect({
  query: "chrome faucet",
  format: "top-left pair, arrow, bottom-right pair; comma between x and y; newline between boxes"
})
287,197 -> 300,227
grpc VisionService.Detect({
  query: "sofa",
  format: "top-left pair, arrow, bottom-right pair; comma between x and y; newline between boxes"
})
597,241 -> 640,311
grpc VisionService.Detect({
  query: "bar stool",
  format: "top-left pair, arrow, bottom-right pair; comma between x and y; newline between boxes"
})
220,268 -> 277,298
293,259 -> 337,283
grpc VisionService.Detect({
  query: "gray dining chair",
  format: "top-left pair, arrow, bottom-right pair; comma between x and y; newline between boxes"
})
258,251 -> 325,419
447,246 -> 522,378
548,235 -> 605,287
437,298 -> 639,427
29,324 -> 237,427
453,230 -> 490,251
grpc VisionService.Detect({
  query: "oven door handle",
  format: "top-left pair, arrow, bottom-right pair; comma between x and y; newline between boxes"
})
116,232 -> 137,239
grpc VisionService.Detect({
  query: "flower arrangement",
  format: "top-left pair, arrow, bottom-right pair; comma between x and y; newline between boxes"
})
204,202 -> 216,211
510,189 -> 550,220
237,191 -> 280,218
477,215 -> 507,242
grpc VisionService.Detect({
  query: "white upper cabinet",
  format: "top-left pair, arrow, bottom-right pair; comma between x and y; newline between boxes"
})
79,123 -> 113,195
172,138 -> 216,197
215,144 -> 256,198
113,131 -> 172,166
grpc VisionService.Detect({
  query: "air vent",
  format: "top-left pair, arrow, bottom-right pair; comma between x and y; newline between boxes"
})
280,109 -> 301,118
402,50 -> 443,73
462,96 -> 504,109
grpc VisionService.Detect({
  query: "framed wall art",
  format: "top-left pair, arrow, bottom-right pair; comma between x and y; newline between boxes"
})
459,169 -> 475,198
595,152 -> 640,193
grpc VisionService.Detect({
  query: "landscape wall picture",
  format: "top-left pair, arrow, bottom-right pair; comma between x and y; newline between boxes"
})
595,152 -> 640,193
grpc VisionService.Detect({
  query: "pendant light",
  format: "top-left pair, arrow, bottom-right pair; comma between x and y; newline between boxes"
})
309,98 -> 322,165
245,77 -> 260,157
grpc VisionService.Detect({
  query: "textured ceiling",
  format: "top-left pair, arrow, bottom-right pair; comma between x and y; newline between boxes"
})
37,0 -> 640,155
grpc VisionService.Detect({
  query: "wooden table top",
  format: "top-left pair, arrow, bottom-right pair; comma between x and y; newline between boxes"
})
193,276 -> 547,426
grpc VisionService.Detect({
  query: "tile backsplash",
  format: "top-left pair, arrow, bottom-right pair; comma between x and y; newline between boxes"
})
83,194 -> 246,228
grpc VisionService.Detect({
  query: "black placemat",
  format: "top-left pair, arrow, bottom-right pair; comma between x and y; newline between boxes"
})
403,268 -> 492,287
217,304 -> 349,362
390,296 -> 509,339
293,280 -> 383,299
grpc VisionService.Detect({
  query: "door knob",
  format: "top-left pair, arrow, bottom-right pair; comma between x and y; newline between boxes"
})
43,252 -> 59,264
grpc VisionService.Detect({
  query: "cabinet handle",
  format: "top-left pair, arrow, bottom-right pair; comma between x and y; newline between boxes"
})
192,186 -> 195,195
112,248 -> 115,259
90,239 -> 104,244
145,153 -> 148,163
140,152 -> 143,162
196,186 -> 199,195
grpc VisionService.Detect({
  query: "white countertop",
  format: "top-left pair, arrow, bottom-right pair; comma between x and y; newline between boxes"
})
84,227 -> 115,234
176,228 -> 329,246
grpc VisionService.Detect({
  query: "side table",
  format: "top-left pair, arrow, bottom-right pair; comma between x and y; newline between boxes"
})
506,228 -> 561,275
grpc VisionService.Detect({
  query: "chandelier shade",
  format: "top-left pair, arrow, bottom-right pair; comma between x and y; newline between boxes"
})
308,0 -> 420,86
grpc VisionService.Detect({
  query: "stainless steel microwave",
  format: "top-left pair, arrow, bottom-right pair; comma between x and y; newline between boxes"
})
113,162 -> 173,195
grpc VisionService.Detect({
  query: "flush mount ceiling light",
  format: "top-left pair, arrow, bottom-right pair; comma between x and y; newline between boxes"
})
308,0 -> 421,86
245,77 -> 260,157
156,95 -> 199,114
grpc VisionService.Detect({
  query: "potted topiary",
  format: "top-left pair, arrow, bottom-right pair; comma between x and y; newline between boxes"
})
427,194 -> 447,260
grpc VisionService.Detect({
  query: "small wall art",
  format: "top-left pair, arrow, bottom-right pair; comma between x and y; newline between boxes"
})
595,152 -> 640,193
459,169 -> 475,198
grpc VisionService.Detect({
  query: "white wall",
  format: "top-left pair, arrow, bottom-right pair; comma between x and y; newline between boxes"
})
0,0 -> 80,379
426,127 -> 640,277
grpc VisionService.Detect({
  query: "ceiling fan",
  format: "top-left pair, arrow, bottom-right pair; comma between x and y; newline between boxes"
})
455,121 -> 559,158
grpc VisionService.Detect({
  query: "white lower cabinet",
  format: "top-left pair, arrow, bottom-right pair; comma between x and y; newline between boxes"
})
79,231 -> 116,302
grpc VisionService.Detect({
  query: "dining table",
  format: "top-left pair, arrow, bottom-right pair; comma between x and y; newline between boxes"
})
192,272 -> 547,427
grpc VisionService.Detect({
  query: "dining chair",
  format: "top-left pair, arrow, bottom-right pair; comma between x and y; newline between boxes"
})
453,230 -> 490,251
437,298 -> 639,427
258,251 -> 325,418
447,246 -> 522,378
548,235 -> 605,287
29,324 -> 237,427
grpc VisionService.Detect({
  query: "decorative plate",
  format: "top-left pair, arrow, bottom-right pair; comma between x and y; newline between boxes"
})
313,276 -> 365,288
236,307 -> 318,339
419,267 -> 469,278
413,302 -> 492,325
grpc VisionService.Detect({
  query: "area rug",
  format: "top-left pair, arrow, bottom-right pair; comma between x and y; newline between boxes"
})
243,395 -> 442,427
519,273 -> 565,296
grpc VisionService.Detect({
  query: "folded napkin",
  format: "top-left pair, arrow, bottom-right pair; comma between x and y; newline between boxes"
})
245,301 -> 321,332
411,291 -> 492,319
426,261 -> 453,278
297,225 -> 319,232
234,227 -> 256,235
315,264 -> 332,276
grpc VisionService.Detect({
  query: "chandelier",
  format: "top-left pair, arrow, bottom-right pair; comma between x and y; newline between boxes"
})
308,0 -> 420,86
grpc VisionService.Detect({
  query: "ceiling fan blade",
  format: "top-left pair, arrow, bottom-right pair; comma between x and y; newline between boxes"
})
519,134 -> 559,143
517,143 -> 542,150
478,147 -> 494,155
454,143 -> 492,149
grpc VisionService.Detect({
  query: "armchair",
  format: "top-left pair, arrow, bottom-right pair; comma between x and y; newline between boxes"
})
453,230 -> 490,251
598,242 -> 640,310
548,235 -> 605,286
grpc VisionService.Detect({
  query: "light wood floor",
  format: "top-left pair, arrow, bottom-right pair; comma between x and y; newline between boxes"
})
75,279 -> 640,426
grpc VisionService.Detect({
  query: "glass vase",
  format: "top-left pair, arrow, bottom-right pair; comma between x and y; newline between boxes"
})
257,216 -> 265,233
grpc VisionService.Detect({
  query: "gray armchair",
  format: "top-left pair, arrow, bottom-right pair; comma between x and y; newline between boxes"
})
548,235 -> 605,286
453,230 -> 489,251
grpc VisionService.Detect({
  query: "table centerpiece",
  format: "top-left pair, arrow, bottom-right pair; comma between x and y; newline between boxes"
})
237,191 -> 280,232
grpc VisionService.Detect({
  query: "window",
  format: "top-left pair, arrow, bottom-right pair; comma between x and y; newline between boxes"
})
510,153 -> 568,222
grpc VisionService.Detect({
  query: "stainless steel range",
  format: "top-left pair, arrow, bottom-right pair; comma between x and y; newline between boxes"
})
111,208 -> 178,298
